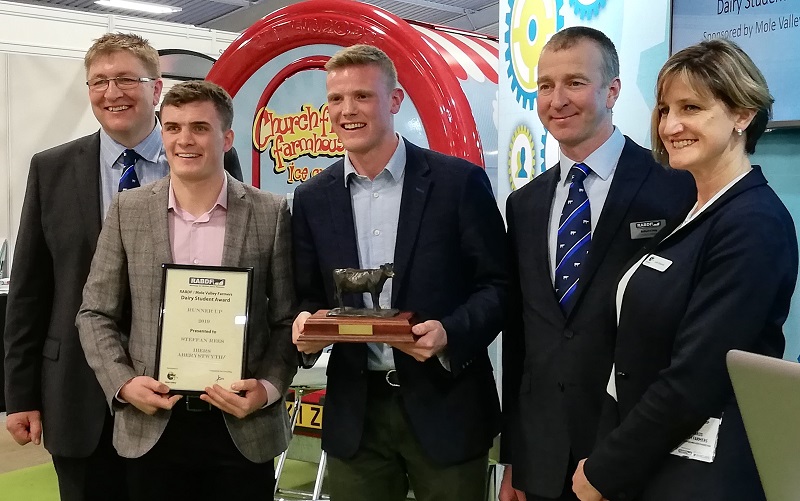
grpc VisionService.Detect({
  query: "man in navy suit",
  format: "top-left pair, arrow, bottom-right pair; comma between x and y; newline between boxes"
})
499,27 -> 695,501
291,44 -> 507,501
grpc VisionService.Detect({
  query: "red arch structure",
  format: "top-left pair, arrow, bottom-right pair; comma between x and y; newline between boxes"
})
207,0 -> 484,187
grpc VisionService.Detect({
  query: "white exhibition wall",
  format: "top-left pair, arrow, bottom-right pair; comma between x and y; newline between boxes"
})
0,0 -> 238,263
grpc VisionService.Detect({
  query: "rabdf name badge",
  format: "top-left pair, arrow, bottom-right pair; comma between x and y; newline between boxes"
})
630,219 -> 666,240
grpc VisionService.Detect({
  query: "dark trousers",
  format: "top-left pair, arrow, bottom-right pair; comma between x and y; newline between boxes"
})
327,372 -> 489,501
526,488 -> 580,501
126,399 -> 274,501
52,412 -> 128,501
526,454 -> 580,501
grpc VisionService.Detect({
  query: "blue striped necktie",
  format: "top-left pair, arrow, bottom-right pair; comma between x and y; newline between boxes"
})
118,149 -> 141,192
554,163 -> 592,314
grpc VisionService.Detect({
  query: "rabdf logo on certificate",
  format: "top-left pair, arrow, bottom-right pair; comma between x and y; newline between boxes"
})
189,276 -> 226,287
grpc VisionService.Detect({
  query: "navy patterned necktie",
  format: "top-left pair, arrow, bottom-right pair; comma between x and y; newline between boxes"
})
118,149 -> 141,192
554,163 -> 592,314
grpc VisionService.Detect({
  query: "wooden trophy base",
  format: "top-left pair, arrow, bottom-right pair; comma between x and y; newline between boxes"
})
300,310 -> 416,343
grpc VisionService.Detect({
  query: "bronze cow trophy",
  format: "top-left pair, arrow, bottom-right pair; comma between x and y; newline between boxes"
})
330,263 -> 397,317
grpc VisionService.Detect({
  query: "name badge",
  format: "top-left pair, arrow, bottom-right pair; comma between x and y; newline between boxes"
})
670,417 -> 722,463
630,219 -> 666,240
642,254 -> 672,272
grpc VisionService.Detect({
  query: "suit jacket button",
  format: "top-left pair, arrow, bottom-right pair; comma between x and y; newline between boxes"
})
564,329 -> 574,339
558,382 -> 565,392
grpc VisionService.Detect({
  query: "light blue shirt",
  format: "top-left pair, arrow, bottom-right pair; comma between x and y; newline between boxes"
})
548,127 -> 625,284
344,135 -> 406,371
99,122 -> 169,219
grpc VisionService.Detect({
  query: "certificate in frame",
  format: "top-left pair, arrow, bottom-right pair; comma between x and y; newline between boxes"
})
154,264 -> 253,395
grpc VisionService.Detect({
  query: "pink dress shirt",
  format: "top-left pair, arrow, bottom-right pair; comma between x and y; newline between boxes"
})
168,178 -> 227,266
168,177 -> 279,406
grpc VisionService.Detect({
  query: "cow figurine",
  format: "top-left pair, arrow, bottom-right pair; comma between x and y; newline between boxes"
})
332,263 -> 395,313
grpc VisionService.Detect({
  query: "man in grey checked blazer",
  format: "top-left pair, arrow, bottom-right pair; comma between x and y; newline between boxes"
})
76,81 -> 297,501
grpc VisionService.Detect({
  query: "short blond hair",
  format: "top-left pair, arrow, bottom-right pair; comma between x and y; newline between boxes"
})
651,38 -> 773,165
325,44 -> 398,91
84,33 -> 160,78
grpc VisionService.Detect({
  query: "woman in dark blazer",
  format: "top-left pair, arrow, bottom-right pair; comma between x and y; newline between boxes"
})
571,39 -> 799,501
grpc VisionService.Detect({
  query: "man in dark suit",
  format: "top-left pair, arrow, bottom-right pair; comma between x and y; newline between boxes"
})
2,32 -> 245,501
292,44 -> 507,501
3,32 -> 167,501
499,27 -> 695,501
3,32 -> 245,501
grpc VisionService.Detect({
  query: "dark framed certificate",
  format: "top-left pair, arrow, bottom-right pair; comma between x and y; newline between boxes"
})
154,264 -> 253,395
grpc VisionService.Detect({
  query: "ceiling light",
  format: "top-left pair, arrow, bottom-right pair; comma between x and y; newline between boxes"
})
95,0 -> 182,15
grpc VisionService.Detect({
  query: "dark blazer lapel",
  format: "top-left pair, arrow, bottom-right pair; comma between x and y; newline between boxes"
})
326,163 -> 364,308
567,138 -> 648,312
682,166 -> 766,227
325,162 -> 366,354
325,161 -> 361,271
222,175 -> 249,267
148,177 -> 173,265
519,165 -> 564,322
622,167 -> 766,302
655,166 -> 767,244
392,140 -> 431,305
75,132 -> 102,252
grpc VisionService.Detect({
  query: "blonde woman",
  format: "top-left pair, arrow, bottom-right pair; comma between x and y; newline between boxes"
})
572,38 -> 798,501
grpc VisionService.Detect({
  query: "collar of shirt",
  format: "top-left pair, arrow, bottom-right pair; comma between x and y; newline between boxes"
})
558,126 -> 624,184
99,119 -> 163,168
99,120 -> 169,221
343,133 -> 407,186
168,175 -> 229,222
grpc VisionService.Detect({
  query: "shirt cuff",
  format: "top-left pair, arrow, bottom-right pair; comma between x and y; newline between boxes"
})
437,352 -> 451,372
114,377 -> 135,404
260,379 -> 281,407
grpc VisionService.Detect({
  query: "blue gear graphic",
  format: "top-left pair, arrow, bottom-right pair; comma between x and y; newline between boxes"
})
505,0 -> 564,110
570,0 -> 606,20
